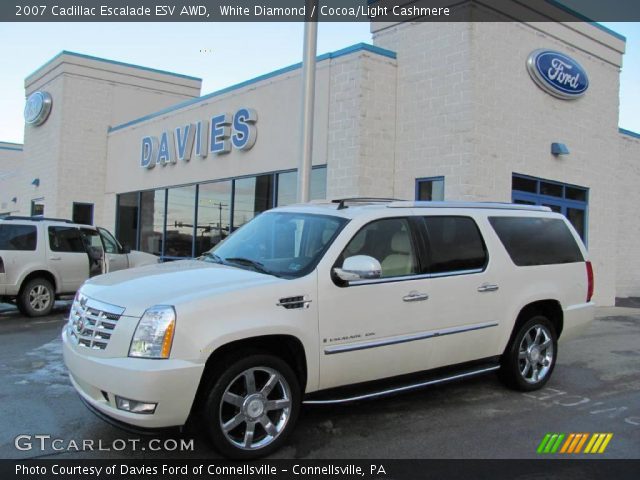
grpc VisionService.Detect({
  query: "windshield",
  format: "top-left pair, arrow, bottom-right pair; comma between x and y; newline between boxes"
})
202,211 -> 348,278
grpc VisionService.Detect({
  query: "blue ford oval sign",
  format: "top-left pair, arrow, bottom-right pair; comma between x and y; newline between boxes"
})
527,50 -> 589,100
24,91 -> 53,126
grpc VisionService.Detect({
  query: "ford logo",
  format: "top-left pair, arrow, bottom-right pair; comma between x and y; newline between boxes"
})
24,91 -> 53,126
527,50 -> 589,100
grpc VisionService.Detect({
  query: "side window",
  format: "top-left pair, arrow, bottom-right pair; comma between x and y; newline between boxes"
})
48,227 -> 85,253
341,218 -> 418,278
423,216 -> 487,274
0,225 -> 37,251
98,228 -> 121,254
488,216 -> 584,266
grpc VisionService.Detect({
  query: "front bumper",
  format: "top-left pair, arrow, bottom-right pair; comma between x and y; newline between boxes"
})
560,302 -> 595,342
62,328 -> 204,429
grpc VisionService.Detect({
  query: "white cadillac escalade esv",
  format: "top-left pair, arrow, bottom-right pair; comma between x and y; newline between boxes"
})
62,200 -> 595,458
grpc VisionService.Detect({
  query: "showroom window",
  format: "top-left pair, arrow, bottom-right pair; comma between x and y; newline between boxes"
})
165,185 -> 196,258
276,166 -> 328,207
115,166 -> 327,260
139,189 -> 166,256
196,181 -> 232,256
415,177 -> 444,201
512,174 -> 588,243
115,192 -> 138,251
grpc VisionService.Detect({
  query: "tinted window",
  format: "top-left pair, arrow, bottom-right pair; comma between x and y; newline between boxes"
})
341,218 -> 419,278
0,225 -> 37,251
48,227 -> 85,253
489,217 -> 584,266
423,217 -> 487,273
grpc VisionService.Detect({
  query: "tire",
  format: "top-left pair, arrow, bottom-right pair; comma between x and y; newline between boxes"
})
202,353 -> 301,459
18,278 -> 55,317
499,314 -> 558,391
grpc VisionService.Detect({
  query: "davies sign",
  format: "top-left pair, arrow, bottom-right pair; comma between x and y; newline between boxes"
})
140,108 -> 257,169
526,50 -> 589,100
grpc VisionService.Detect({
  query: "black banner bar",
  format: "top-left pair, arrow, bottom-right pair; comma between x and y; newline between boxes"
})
2,0 -> 640,22
3,459 -> 640,480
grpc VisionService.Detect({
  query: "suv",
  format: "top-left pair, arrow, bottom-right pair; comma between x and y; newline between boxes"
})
0,216 -> 158,317
62,200 -> 594,458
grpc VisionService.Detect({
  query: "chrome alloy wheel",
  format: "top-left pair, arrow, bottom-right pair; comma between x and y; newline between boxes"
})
28,285 -> 52,312
219,366 -> 292,451
518,324 -> 554,384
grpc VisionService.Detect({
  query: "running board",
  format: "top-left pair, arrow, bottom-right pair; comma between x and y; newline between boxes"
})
303,363 -> 500,405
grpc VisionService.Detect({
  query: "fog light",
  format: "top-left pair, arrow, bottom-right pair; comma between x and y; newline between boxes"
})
115,396 -> 157,414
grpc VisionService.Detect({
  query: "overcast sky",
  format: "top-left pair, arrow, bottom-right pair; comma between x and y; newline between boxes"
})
0,22 -> 637,144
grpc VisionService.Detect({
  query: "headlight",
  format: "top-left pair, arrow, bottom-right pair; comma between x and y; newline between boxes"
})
129,306 -> 176,359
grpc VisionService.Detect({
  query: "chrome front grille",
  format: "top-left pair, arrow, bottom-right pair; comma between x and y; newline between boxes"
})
68,294 -> 125,350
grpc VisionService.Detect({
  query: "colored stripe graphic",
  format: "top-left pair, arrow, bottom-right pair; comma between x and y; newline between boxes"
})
538,433 -> 613,454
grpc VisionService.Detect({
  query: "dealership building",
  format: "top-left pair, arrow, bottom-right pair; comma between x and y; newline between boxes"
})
1,8 -> 639,305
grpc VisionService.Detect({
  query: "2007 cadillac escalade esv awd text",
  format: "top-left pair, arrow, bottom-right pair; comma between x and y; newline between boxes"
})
62,200 -> 595,458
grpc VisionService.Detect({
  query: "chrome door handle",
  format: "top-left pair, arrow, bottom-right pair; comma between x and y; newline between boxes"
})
49,256 -> 61,261
477,283 -> 499,293
403,291 -> 429,302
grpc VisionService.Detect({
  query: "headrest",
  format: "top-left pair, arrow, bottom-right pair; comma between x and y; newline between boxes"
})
391,231 -> 411,254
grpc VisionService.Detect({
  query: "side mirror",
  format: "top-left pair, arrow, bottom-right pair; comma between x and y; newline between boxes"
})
121,244 -> 131,254
333,255 -> 382,282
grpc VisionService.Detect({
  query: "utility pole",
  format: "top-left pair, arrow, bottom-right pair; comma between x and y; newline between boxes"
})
217,202 -> 228,240
297,0 -> 318,203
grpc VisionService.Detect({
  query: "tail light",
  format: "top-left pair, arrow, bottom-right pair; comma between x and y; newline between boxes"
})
586,261 -> 594,302
0,256 -> 4,274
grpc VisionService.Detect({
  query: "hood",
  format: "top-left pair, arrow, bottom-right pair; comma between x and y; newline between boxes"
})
80,260 -> 280,317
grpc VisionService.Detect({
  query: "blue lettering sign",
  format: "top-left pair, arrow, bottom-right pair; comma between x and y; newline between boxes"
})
157,131 -> 175,166
140,136 -> 157,169
210,113 -> 232,155
232,108 -> 258,150
174,124 -> 195,162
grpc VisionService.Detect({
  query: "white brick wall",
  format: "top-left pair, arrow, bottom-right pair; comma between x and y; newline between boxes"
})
326,52 -> 397,199
616,133 -> 640,298
373,21 -> 625,305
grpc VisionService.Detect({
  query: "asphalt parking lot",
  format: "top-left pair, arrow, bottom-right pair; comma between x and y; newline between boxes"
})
0,302 -> 638,460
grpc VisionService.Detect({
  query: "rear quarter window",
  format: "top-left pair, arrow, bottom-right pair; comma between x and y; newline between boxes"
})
489,216 -> 584,266
0,224 -> 37,251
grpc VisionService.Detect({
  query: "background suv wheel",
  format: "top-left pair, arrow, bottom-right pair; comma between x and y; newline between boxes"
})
18,277 -> 55,317
499,314 -> 558,391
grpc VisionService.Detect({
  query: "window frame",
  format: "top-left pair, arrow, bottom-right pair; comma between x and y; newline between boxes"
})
47,226 -> 87,254
417,215 -> 489,277
415,176 -> 445,201
332,216 -> 426,287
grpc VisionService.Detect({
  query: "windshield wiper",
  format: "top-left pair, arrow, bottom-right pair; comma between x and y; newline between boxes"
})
224,257 -> 274,276
200,252 -> 224,264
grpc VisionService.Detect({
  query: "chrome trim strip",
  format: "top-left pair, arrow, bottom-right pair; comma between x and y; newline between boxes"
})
324,321 -> 498,355
347,268 -> 484,286
303,365 -> 500,405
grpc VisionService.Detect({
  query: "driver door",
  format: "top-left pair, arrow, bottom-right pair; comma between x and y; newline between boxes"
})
317,215 -> 436,389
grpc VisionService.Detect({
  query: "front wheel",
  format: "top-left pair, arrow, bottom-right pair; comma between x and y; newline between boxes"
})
499,315 -> 558,391
202,354 -> 300,459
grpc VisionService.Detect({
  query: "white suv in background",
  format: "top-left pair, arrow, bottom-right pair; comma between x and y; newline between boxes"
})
0,216 -> 158,317
62,200 -> 595,458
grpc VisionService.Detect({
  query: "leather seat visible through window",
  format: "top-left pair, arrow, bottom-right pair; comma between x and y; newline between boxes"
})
381,231 -> 414,277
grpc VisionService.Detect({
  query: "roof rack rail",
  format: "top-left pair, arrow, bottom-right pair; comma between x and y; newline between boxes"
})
387,201 -> 552,212
2,215 -> 73,223
331,197 -> 404,210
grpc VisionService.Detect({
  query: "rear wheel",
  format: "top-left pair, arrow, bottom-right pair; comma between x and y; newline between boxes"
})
202,353 -> 300,459
18,278 -> 55,317
500,315 -> 557,391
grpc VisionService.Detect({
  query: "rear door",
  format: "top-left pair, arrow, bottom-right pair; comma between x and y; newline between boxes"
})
416,214 -> 504,367
47,226 -> 89,292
